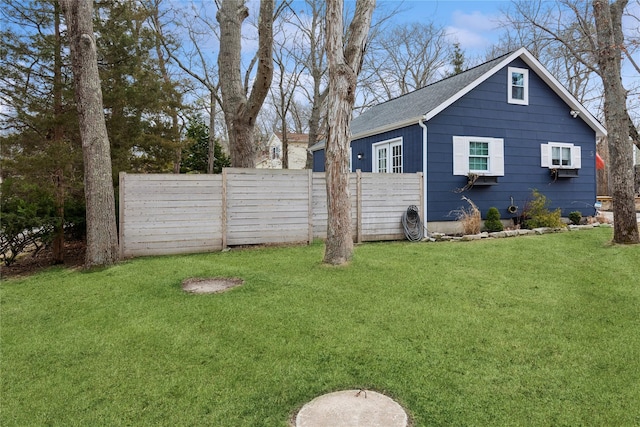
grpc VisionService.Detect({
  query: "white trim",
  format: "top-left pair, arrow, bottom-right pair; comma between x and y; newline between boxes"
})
347,48 -> 605,149
422,47 -> 606,137
352,117 -> 423,140
540,142 -> 582,169
453,136 -> 505,176
507,67 -> 529,105
419,118 -> 428,232
372,137 -> 403,173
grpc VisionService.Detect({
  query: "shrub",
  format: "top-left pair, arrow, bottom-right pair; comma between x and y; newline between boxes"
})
523,189 -> 564,229
450,196 -> 481,235
484,207 -> 504,232
569,211 -> 582,225
0,179 -> 56,266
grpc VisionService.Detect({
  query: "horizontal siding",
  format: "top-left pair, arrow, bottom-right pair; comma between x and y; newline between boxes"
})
120,170 -> 423,257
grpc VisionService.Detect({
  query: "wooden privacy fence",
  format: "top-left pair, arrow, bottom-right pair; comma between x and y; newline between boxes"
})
119,168 -> 423,258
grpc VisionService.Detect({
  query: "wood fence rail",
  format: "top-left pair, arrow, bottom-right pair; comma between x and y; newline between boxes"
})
119,169 -> 423,258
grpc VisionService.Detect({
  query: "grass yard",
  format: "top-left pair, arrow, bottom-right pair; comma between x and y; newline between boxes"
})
1,227 -> 639,426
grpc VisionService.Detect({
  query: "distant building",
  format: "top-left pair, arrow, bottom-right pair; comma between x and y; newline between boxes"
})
256,133 -> 309,169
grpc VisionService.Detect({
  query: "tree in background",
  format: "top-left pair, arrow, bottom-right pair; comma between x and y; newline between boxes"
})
181,117 -> 230,174
323,0 -> 376,265
449,43 -> 465,76
217,0 -> 275,167
94,1 -> 181,175
361,21 -> 449,103
288,0 -> 328,169
147,0 -> 226,173
1,0 -> 84,263
60,0 -> 119,268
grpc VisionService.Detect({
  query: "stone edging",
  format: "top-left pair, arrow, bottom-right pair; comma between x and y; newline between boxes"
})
426,223 -> 612,242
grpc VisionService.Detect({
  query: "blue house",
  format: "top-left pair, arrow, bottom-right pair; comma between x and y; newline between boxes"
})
311,48 -> 606,233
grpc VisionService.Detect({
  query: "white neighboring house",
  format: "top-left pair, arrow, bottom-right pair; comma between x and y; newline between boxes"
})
256,133 -> 309,169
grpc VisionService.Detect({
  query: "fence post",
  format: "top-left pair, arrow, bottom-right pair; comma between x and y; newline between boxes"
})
308,169 -> 313,244
118,172 -> 125,258
418,172 -> 425,226
222,168 -> 228,249
356,169 -> 362,243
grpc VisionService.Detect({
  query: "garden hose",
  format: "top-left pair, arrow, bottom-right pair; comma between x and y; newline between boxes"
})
402,205 -> 425,242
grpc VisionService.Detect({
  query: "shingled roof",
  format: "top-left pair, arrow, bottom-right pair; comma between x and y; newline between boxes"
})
350,52 -> 511,137
309,48 -> 605,152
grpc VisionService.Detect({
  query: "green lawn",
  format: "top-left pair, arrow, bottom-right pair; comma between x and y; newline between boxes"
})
2,228 -> 639,426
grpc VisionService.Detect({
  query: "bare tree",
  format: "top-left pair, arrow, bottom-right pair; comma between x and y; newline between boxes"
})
324,0 -> 375,265
288,0 -> 328,168
60,0 -> 119,268
361,21 -> 450,102
217,0 -> 274,168
271,11 -> 305,168
147,0 -> 223,173
593,0 -> 639,243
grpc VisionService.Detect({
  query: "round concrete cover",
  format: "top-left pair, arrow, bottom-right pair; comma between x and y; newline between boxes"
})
295,390 -> 408,427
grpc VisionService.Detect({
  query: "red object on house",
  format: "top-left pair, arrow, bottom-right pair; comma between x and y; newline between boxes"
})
596,153 -> 605,170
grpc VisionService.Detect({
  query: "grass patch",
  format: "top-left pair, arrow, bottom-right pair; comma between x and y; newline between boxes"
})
2,228 -> 639,426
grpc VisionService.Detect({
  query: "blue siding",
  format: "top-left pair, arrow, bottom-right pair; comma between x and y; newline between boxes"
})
313,149 -> 325,172
312,56 -> 598,222
426,57 -> 597,221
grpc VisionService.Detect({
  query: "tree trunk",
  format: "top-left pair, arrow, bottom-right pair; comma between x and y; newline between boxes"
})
61,0 -> 120,267
593,0 -> 639,244
217,0 -> 274,168
596,137 -> 610,196
323,0 -> 375,265
52,1 -> 65,264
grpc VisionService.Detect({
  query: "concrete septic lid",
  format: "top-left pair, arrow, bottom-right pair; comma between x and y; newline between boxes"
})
295,389 -> 408,427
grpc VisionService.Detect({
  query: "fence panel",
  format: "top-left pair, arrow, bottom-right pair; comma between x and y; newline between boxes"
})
225,168 -> 311,246
359,173 -> 423,241
120,170 -> 423,258
119,174 -> 223,257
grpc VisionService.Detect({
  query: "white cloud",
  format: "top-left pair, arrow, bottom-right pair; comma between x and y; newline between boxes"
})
445,9 -> 502,50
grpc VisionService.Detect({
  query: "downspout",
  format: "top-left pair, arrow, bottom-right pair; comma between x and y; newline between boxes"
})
418,116 -> 428,235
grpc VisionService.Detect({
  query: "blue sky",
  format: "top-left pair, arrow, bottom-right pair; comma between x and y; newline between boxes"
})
390,0 -> 509,54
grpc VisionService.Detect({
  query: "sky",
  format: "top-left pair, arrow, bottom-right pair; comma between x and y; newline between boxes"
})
390,0 -> 509,55
379,0 -> 639,119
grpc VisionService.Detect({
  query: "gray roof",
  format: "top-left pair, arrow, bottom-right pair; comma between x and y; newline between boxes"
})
309,48 -> 605,152
350,52 -> 510,137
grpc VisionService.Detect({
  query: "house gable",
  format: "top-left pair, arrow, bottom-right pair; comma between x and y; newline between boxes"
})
424,56 -> 597,222
312,48 -> 601,228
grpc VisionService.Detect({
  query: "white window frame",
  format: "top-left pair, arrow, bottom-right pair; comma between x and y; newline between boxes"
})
453,136 -> 505,176
540,142 -> 581,169
372,138 -> 403,173
508,67 -> 529,105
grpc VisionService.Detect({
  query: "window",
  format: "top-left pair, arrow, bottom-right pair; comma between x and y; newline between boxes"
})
469,141 -> 489,171
552,146 -> 571,167
541,142 -> 581,169
271,146 -> 281,160
453,136 -> 504,176
373,138 -> 403,173
508,67 -> 529,105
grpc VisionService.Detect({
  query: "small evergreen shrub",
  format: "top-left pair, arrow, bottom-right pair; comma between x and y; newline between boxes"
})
569,211 -> 582,225
523,189 -> 565,229
484,207 -> 504,232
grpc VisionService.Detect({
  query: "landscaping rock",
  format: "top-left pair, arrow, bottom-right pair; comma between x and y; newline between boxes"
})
461,234 -> 482,241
